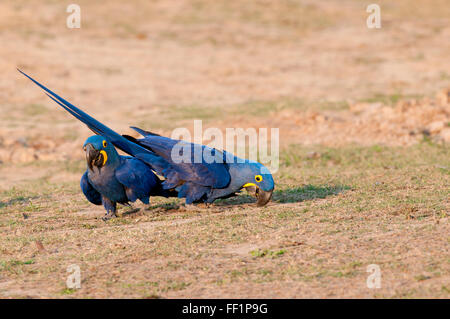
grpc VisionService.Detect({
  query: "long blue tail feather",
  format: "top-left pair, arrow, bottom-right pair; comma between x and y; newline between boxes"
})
44,93 -> 102,134
18,69 -> 153,158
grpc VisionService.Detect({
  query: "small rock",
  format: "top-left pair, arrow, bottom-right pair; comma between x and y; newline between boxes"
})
35,241 -> 46,252
428,121 -> 444,134
10,147 -> 38,163
350,102 -> 374,114
396,100 -> 413,112
0,149 -> 9,162
440,128 -> 450,143
436,88 -> 450,106
16,137 -> 28,147
136,33 -> 147,40
421,129 -> 431,137
306,151 -> 321,159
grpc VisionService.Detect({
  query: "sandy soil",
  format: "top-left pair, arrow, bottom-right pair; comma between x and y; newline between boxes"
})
0,0 -> 449,298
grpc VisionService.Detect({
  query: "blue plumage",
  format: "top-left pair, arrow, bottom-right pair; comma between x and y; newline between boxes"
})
19,70 -> 275,207
80,172 -> 102,205
79,135 -> 166,220
130,133 -> 274,205
135,134 -> 231,189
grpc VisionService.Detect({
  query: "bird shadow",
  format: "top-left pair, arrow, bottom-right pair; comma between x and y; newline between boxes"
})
215,184 -> 351,206
125,184 -> 351,213
144,201 -> 182,214
120,207 -> 141,217
0,196 -> 38,209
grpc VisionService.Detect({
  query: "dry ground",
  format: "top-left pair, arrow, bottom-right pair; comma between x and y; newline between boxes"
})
0,0 -> 449,298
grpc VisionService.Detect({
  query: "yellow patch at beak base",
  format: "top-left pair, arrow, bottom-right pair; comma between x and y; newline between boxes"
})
100,150 -> 108,166
243,183 -> 257,188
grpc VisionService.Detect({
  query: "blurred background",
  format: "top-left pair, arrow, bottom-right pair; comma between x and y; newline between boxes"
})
1,1 -> 449,171
0,0 -> 449,299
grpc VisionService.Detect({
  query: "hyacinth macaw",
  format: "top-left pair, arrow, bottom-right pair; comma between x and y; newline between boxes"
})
19,70 -> 275,206
80,135 -> 174,220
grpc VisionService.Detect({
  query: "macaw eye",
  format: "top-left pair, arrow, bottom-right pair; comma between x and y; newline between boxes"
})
102,140 -> 107,148
255,175 -> 263,182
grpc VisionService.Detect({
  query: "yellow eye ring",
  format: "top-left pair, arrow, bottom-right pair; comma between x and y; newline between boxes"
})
102,140 -> 107,148
255,175 -> 263,182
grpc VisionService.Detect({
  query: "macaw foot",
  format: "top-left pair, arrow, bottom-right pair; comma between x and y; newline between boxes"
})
198,203 -> 212,209
101,211 -> 117,221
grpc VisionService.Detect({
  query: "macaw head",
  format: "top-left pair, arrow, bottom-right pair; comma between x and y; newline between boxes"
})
240,161 -> 274,206
83,135 -> 118,170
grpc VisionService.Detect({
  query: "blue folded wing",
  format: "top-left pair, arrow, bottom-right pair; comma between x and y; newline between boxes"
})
136,134 -> 231,189
18,70 -> 231,197
115,157 -> 159,204
80,171 -> 102,205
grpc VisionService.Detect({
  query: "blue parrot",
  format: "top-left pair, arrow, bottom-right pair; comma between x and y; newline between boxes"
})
19,70 -> 275,207
79,135 -> 173,220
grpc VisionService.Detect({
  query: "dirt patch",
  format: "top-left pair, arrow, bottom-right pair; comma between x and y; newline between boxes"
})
1,89 -> 449,165
259,88 -> 450,146
0,0 -> 449,299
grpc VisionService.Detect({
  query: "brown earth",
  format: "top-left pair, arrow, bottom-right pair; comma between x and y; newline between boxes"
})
0,0 -> 449,298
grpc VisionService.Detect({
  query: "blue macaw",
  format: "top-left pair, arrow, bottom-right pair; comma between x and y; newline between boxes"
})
80,135 -> 173,220
19,70 -> 275,206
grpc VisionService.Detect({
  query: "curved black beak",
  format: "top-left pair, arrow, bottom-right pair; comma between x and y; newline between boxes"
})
84,143 -> 103,170
244,185 -> 273,207
255,188 -> 273,207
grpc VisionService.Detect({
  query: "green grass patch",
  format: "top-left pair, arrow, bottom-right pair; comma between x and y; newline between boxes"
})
274,185 -> 350,203
250,249 -> 286,258
60,288 -> 77,295
360,93 -> 423,105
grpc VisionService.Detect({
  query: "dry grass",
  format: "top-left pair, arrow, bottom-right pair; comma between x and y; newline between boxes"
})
1,143 -> 448,298
0,0 -> 449,298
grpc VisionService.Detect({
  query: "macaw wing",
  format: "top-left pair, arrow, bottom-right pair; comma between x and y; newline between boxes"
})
115,157 -> 159,204
136,134 -> 231,189
18,70 -> 230,191
80,171 -> 102,205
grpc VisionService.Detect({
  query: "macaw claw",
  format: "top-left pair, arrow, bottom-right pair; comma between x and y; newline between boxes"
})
101,212 -> 117,221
